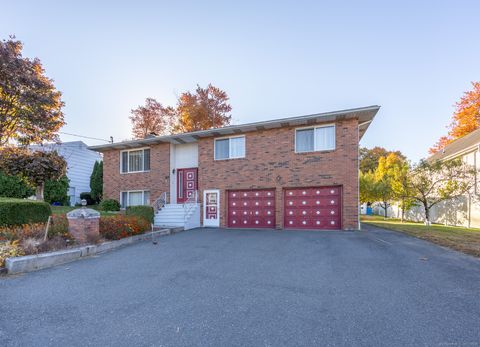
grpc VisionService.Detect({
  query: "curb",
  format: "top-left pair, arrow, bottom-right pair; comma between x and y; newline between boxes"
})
5,228 -> 174,275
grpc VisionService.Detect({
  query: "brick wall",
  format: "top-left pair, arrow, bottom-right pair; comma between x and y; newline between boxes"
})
198,119 -> 359,229
103,143 -> 170,204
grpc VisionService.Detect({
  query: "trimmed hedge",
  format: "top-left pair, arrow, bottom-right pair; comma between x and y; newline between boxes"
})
0,198 -> 51,226
126,205 -> 154,223
99,199 -> 121,211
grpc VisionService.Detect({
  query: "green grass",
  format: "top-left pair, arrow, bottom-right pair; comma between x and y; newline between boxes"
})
50,205 -> 119,217
361,215 -> 480,257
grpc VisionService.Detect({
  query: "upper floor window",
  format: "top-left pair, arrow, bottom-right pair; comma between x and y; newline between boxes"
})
295,125 -> 335,153
214,136 -> 245,160
120,148 -> 150,173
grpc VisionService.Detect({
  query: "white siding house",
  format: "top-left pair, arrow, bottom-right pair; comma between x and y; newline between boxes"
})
30,141 -> 102,205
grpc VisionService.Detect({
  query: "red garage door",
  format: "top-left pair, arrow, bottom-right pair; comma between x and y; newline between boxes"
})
284,186 -> 342,230
228,189 -> 275,228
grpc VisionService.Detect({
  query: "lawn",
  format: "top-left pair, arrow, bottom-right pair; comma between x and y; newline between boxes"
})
50,205 -> 119,216
362,215 -> 480,257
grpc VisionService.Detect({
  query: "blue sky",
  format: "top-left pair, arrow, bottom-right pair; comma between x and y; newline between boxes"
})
2,0 -> 479,161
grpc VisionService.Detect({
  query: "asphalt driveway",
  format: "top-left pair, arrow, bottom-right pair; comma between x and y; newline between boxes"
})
1,225 -> 480,347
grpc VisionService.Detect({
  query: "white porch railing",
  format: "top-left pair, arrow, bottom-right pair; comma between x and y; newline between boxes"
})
184,190 -> 198,223
152,192 -> 169,214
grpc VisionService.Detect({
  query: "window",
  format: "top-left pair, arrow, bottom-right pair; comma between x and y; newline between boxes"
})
295,125 -> 335,152
120,191 -> 150,208
120,148 -> 150,173
214,136 -> 245,160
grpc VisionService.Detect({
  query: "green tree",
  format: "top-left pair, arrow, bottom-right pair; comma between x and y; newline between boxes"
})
0,147 -> 67,201
359,147 -> 406,173
389,160 -> 415,222
90,160 -> 103,202
0,172 -> 33,198
409,159 -> 475,225
44,175 -> 69,205
0,37 -> 64,146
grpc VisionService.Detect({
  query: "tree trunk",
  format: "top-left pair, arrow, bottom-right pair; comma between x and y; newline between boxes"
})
383,201 -> 388,219
36,182 -> 45,201
424,202 -> 431,226
401,205 -> 405,223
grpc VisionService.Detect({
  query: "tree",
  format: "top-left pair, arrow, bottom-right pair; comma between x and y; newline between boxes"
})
173,84 -> 232,133
0,172 -> 33,198
389,160 -> 415,222
430,81 -> 480,154
0,37 -> 65,146
44,175 -> 69,205
130,98 -> 176,139
408,159 -> 475,225
359,147 -> 406,173
0,147 -> 67,201
90,160 -> 103,202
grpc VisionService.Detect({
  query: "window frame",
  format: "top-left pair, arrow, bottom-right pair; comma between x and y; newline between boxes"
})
294,124 -> 336,153
120,147 -> 151,174
120,190 -> 150,208
213,135 -> 246,161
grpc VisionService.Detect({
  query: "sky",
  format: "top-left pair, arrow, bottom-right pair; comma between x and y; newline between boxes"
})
1,0 -> 480,162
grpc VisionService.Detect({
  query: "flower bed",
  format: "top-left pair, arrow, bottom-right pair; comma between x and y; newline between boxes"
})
0,214 -> 151,267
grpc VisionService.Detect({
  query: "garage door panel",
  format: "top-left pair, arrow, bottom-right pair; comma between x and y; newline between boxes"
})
284,186 -> 342,230
228,189 -> 276,228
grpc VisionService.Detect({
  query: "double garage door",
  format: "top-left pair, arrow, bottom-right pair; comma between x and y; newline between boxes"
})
227,186 -> 341,230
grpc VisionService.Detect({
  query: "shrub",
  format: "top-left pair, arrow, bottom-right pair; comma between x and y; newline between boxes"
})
0,240 -> 25,267
0,172 -> 34,198
80,192 -> 95,205
0,198 -> 51,226
126,205 -> 154,223
90,161 -> 103,203
99,215 -> 150,240
44,175 -> 70,206
99,199 -> 120,211
48,215 -> 69,238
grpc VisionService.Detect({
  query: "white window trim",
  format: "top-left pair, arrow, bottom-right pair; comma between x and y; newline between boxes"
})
214,135 -> 246,160
120,147 -> 151,174
120,190 -> 150,208
294,124 -> 336,153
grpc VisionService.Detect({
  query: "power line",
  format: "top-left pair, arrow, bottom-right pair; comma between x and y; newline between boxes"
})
59,131 -> 112,143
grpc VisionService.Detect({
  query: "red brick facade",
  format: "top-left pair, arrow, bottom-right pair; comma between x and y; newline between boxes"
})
102,119 -> 360,230
198,119 -> 359,229
103,143 -> 170,204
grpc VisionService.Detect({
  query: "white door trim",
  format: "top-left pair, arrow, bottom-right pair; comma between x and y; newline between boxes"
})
203,189 -> 220,227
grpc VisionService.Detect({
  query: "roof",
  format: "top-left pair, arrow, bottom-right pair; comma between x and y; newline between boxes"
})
429,128 -> 480,161
88,105 -> 380,152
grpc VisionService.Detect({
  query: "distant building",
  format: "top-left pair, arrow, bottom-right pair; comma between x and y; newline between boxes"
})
30,141 -> 102,205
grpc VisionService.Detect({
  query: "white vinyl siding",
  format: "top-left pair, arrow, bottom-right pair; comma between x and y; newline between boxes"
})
295,125 -> 335,153
120,190 -> 150,208
214,136 -> 245,160
120,148 -> 150,173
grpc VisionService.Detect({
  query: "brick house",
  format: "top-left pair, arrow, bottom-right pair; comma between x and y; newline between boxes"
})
89,105 -> 379,230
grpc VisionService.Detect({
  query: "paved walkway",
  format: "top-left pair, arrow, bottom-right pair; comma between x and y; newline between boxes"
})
1,226 -> 480,346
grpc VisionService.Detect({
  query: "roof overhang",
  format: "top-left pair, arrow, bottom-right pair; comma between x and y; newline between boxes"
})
89,105 -> 380,152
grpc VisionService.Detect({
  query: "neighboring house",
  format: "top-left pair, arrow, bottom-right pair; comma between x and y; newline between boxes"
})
385,128 -> 480,227
30,141 -> 102,206
89,105 -> 379,230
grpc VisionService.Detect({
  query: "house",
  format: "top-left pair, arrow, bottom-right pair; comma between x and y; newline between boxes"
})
89,105 -> 379,230
30,141 -> 102,205
383,128 -> 480,227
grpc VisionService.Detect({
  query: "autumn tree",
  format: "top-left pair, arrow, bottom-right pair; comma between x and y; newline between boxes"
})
408,159 -> 475,225
130,98 -> 176,139
430,82 -> 480,154
0,147 -> 67,201
359,147 -> 406,173
0,37 -> 65,146
173,84 -> 232,133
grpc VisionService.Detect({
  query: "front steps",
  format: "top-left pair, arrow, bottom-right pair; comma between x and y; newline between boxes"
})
154,203 -> 200,230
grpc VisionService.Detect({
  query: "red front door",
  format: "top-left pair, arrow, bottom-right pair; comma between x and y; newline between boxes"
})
177,168 -> 198,203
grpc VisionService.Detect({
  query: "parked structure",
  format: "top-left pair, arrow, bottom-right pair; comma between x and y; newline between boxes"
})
90,106 -> 379,230
30,141 -> 102,205
379,128 -> 480,227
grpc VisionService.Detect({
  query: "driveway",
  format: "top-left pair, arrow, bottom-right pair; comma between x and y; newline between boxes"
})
1,226 -> 480,346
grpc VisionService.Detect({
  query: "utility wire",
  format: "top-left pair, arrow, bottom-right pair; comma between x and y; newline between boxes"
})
59,131 -> 113,143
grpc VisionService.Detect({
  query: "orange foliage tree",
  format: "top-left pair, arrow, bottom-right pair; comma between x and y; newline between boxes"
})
173,84 -> 232,133
129,98 -> 176,139
430,82 -> 480,154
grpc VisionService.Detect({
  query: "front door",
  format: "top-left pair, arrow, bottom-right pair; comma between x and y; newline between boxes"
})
177,168 -> 198,203
203,190 -> 220,227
